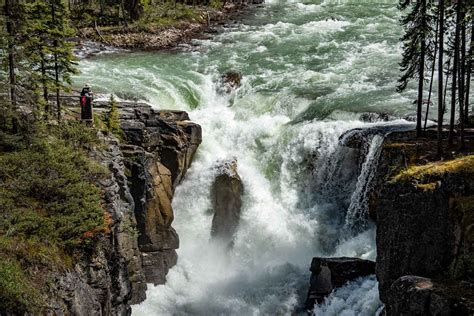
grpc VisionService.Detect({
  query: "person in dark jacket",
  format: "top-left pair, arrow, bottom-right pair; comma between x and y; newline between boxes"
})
80,84 -> 93,123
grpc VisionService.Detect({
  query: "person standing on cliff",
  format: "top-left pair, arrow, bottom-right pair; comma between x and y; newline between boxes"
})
80,84 -> 94,124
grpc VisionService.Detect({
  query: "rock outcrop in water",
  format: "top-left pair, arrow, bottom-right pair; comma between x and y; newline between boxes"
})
210,159 -> 244,246
368,130 -> 474,315
120,105 -> 202,285
305,257 -> 376,310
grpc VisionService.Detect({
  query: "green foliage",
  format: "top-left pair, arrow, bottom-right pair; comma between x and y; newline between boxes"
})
105,95 -> 124,139
209,0 -> 222,9
0,116 -> 109,313
134,2 -> 202,29
0,258 -> 40,313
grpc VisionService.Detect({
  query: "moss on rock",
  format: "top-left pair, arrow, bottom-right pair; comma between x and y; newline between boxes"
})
392,155 -> 474,183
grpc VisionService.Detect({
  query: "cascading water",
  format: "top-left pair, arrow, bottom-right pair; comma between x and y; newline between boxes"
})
73,0 -> 419,314
344,134 -> 384,234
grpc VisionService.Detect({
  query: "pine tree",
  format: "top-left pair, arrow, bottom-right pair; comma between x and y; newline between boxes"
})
106,95 -> 123,139
48,0 -> 78,122
448,0 -> 462,145
437,0 -> 445,157
22,0 -> 55,113
4,0 -> 19,132
465,21 -> 473,123
397,0 -> 432,137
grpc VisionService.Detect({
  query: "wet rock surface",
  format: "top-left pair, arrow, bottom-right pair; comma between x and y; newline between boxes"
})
305,257 -> 375,310
210,159 -> 244,246
120,105 -> 201,285
220,71 -> 243,93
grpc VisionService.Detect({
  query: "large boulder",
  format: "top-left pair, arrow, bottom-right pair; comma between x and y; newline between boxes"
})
306,257 -> 375,310
210,159 -> 244,246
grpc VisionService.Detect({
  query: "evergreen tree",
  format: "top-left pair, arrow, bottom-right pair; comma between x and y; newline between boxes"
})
48,0 -> 78,122
448,0 -> 461,145
22,0 -> 55,113
465,21 -> 473,123
437,0 -> 445,157
397,0 -> 432,137
4,0 -> 19,132
106,95 -> 123,139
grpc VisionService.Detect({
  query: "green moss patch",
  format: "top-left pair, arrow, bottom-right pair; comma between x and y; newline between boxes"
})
392,155 -> 474,183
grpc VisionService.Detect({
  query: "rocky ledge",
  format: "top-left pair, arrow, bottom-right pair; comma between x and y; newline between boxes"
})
372,133 -> 474,315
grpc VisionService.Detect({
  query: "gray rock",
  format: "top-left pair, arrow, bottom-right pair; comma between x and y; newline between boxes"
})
120,105 -> 201,285
210,159 -> 244,246
306,257 -> 375,310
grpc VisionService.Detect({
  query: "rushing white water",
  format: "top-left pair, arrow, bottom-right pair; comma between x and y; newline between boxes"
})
72,0 -> 419,314
313,276 -> 380,316
344,135 -> 384,234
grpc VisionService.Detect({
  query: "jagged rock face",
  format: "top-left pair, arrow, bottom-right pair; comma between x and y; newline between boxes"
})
305,257 -> 375,310
371,138 -> 474,314
38,106 -> 201,313
384,276 -> 474,315
120,106 -> 202,285
49,135 -> 147,315
210,159 -> 244,246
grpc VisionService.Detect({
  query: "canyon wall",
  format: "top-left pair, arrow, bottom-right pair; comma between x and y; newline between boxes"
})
47,105 -> 201,314
371,132 -> 474,315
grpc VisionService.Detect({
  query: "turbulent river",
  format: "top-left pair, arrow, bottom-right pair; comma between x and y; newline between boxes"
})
74,0 -> 419,314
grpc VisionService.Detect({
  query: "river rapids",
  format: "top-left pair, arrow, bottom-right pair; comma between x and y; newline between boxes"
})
74,0 -> 419,314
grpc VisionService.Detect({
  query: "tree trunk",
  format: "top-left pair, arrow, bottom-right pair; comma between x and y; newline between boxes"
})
99,0 -> 105,16
458,1 -> 465,150
5,0 -> 18,133
437,0 -> 445,157
120,0 -> 128,28
465,21 -> 473,124
51,2 -> 61,122
417,0 -> 427,138
448,0 -> 461,146
40,55 -> 49,114
425,14 -> 439,131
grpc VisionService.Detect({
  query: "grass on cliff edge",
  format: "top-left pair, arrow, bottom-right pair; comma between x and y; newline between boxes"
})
392,154 -> 474,183
0,118 -> 109,313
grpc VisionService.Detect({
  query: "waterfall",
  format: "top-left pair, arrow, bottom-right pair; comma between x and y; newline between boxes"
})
73,0 -> 409,314
344,134 -> 384,234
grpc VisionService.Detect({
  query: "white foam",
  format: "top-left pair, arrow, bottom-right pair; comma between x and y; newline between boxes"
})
313,276 -> 381,316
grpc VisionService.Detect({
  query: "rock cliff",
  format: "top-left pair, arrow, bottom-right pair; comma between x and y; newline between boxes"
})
119,105 -> 201,286
47,104 -> 201,314
370,131 -> 474,315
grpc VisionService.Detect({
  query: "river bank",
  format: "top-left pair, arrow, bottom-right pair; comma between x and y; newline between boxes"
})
74,2 -> 261,56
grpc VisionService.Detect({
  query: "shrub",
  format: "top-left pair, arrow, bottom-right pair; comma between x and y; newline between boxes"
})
0,116 -> 110,312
